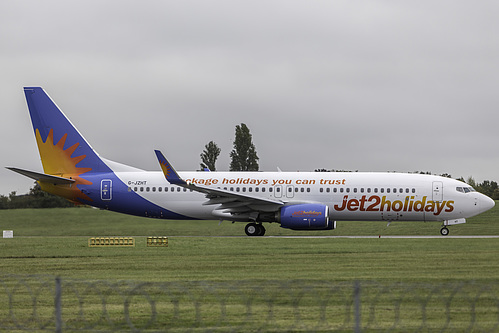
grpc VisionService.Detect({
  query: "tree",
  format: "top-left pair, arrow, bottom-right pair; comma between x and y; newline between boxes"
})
0,182 -> 74,209
476,180 -> 499,200
466,176 -> 477,188
200,141 -> 221,171
230,123 -> 259,171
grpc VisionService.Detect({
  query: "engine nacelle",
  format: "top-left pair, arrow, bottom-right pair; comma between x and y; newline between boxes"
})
279,204 -> 335,230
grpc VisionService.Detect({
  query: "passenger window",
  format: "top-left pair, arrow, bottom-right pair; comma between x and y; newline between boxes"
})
380,188 -> 384,193
406,188 -> 409,193
333,188 -> 337,193
346,188 -> 350,193
353,188 -> 357,193
386,188 -> 390,193
152,187 -> 156,192
301,188 -> 305,193
146,187 -> 150,192
374,188 -> 378,193
327,188 -> 331,193
320,188 -> 324,193
255,188 -> 259,192
412,188 -> 416,193
367,188 -> 371,193
242,187 -> 246,192
134,187 -> 138,192
140,187 -> 144,192
340,188 -> 344,193
158,187 -> 162,192
249,187 -> 253,192
307,188 -> 310,193
360,188 -> 364,193
177,187 -> 181,192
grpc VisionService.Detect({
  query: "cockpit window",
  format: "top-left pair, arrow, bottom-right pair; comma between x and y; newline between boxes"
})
457,186 -> 476,193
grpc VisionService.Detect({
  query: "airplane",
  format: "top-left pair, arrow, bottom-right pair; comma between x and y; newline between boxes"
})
7,87 -> 495,236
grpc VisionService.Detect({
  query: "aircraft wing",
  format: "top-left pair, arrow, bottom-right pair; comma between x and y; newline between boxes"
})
6,167 -> 76,185
154,150 -> 283,220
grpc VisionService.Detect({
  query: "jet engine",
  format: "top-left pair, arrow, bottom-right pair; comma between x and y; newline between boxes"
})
279,204 -> 335,230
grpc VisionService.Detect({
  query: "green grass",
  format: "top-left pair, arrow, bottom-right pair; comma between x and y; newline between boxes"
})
0,205 -> 498,331
1,236 -> 498,282
0,204 -> 498,281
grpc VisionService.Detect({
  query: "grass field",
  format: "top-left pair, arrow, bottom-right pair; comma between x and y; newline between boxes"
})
0,204 -> 498,282
0,206 -> 498,331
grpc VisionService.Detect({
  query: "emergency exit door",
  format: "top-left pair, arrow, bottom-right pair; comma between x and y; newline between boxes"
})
101,179 -> 112,201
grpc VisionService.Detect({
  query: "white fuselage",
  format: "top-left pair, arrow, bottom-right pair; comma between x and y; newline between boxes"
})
110,171 -> 493,222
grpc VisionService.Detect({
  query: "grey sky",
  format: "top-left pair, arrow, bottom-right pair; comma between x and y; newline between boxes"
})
1,1 -> 498,196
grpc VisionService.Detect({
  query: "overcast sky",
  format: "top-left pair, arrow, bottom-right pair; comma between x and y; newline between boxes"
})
1,1 -> 498,196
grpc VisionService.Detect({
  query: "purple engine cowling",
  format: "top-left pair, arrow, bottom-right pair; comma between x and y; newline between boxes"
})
279,204 -> 335,230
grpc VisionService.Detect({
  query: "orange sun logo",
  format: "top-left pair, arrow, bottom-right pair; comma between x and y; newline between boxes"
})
160,160 -> 171,177
35,128 -> 93,203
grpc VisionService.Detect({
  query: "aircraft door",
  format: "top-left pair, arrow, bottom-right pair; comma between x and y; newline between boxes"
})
286,185 -> 295,198
101,179 -> 112,201
432,181 -> 443,202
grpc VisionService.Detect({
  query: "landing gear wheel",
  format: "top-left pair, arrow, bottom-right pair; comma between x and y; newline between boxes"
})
258,224 -> 266,236
245,223 -> 258,236
440,227 -> 449,236
245,223 -> 266,236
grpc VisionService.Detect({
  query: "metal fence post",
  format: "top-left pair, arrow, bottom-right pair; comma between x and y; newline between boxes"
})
354,280 -> 361,333
55,277 -> 62,333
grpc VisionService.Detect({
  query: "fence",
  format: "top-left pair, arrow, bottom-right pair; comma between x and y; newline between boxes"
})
0,274 -> 498,332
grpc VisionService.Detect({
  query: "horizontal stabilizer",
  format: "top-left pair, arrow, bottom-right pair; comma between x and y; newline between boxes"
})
6,167 -> 75,185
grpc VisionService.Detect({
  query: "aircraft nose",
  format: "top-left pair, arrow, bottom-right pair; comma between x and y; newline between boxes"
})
479,194 -> 495,213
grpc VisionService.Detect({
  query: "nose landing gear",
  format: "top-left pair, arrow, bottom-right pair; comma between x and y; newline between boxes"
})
440,227 -> 449,236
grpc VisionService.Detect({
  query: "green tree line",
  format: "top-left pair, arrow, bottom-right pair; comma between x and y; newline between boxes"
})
0,183 -> 74,209
465,178 -> 499,200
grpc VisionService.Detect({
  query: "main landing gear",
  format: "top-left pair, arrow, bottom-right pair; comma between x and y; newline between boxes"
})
245,223 -> 266,236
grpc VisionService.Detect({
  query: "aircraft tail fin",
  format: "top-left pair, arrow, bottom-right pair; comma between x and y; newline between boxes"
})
23,87 -> 111,177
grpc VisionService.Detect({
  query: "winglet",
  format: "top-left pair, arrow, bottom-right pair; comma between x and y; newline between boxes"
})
154,150 -> 187,185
